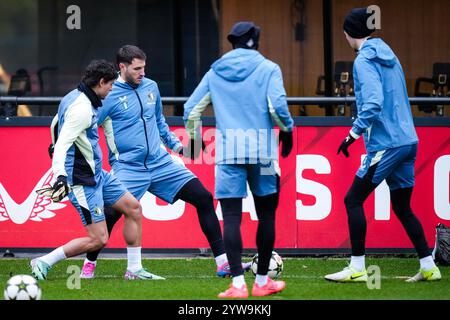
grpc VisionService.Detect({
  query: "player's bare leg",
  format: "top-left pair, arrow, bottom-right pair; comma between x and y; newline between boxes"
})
112,191 -> 165,280
31,221 -> 108,280
112,191 -> 142,247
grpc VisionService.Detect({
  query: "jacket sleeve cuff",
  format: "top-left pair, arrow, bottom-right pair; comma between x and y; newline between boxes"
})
173,143 -> 183,153
349,129 -> 361,139
53,170 -> 67,180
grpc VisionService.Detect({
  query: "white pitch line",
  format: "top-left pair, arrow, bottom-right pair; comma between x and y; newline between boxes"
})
40,274 -> 414,280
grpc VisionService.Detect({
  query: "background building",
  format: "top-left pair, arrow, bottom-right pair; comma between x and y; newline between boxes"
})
0,0 -> 449,116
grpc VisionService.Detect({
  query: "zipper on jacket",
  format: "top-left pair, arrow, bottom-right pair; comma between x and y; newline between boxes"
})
134,90 -> 150,169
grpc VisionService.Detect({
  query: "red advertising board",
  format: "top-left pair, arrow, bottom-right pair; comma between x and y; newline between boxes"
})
0,125 -> 448,250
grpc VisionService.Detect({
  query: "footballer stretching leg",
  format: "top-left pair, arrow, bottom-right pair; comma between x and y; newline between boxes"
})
80,200 -> 164,281
174,178 -> 251,277
83,177 -> 249,279
83,45 -> 243,280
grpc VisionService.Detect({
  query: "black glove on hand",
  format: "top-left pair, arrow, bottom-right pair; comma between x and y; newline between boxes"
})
51,175 -> 70,202
182,139 -> 206,160
36,175 -> 70,202
337,135 -> 356,158
279,131 -> 293,158
48,143 -> 54,159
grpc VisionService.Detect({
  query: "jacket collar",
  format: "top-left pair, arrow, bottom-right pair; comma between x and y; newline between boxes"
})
77,82 -> 102,108
117,74 -> 139,89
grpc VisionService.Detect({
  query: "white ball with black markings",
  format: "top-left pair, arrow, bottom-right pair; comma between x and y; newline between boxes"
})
4,274 -> 42,300
251,251 -> 284,279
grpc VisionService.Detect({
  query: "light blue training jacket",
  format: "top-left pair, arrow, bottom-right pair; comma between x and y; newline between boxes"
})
184,48 -> 294,164
53,88 -> 102,186
351,38 -> 418,152
98,77 -> 182,169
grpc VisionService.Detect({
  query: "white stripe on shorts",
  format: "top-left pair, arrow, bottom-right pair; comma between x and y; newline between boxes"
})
72,185 -> 89,211
370,150 -> 386,167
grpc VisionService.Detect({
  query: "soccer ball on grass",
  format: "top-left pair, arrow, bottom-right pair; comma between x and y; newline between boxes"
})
250,251 -> 283,279
4,274 -> 42,300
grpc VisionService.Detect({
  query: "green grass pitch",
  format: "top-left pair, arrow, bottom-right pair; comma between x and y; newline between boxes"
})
1,257 -> 448,300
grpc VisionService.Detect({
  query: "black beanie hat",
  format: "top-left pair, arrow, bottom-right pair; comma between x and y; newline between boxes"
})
343,7 -> 375,39
227,21 -> 260,49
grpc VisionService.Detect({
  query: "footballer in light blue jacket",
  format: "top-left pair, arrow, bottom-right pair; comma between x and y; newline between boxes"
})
326,8 -> 440,284
83,46 -> 231,280
350,37 -> 418,153
184,48 -> 294,165
32,61 -> 148,282
185,22 -> 291,297
339,36 -> 420,186
98,77 -> 182,170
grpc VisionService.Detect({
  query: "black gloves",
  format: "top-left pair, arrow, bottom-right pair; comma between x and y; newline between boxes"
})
48,143 -> 54,159
180,139 -> 206,160
337,135 -> 356,157
279,131 -> 293,158
36,175 -> 70,203
51,176 -> 70,202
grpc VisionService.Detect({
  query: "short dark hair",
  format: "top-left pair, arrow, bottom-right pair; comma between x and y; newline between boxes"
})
82,60 -> 116,88
116,45 -> 147,67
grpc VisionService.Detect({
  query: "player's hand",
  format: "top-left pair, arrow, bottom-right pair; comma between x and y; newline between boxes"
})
182,138 -> 206,160
337,135 -> 355,158
279,131 -> 293,158
36,175 -> 70,202
50,176 -> 70,202
48,143 -> 54,159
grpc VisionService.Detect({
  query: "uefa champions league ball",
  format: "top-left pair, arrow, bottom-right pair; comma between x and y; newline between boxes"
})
4,274 -> 42,300
251,251 -> 284,279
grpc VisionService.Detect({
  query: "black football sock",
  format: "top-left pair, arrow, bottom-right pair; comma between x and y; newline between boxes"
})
253,192 -> 279,275
220,198 -> 244,277
175,178 -> 225,258
390,187 -> 431,258
344,176 -> 377,256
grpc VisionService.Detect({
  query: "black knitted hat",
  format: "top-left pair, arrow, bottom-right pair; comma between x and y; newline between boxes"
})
343,7 -> 376,39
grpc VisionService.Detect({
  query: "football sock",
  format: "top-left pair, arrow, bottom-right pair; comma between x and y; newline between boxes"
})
390,188 -> 431,259
345,177 -> 377,256
232,275 -> 246,289
40,246 -> 66,267
176,179 -> 225,258
350,255 -> 365,272
254,193 -> 278,276
215,254 -> 228,267
127,246 -> 143,272
419,256 -> 436,271
221,198 -> 244,277
255,274 -> 268,287
84,258 -> 96,266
